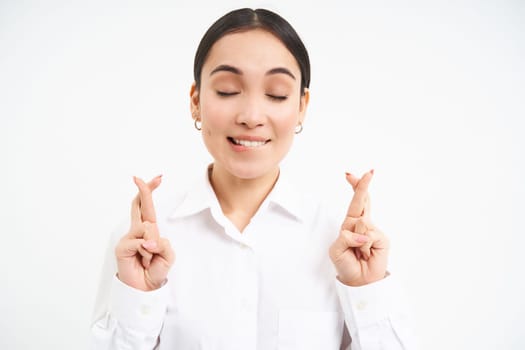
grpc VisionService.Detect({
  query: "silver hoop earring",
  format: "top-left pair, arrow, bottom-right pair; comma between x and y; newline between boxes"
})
295,123 -> 303,134
194,119 -> 202,131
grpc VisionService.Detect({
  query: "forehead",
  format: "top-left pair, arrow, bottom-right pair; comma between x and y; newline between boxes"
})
202,29 -> 300,77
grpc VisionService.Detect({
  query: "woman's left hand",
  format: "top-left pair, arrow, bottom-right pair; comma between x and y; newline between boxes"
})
329,170 -> 390,286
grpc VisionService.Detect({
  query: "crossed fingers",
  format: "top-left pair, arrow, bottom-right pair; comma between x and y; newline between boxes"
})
129,175 -> 162,268
345,170 -> 373,219
344,170 -> 374,259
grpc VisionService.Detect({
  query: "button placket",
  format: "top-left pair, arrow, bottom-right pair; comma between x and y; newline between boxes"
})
356,300 -> 367,311
232,240 -> 258,346
140,304 -> 151,316
239,242 -> 257,313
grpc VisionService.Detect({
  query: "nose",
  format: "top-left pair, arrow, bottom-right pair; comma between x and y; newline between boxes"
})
235,95 -> 266,128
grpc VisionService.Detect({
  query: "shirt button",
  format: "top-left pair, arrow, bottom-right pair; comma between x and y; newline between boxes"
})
140,305 -> 151,315
356,300 -> 367,311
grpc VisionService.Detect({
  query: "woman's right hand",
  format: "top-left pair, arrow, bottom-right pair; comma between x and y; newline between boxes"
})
115,175 -> 175,291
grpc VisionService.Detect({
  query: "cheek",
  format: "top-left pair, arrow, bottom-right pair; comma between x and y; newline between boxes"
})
271,104 -> 301,133
200,96 -> 230,130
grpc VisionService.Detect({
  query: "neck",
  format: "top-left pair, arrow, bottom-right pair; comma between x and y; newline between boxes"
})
209,164 -> 279,232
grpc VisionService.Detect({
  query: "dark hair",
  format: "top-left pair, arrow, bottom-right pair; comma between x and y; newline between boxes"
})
193,8 -> 310,95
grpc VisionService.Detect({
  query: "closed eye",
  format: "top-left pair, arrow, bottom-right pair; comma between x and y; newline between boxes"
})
216,91 -> 239,97
266,94 -> 288,101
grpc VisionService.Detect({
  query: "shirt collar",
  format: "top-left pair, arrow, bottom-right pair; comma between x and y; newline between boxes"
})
167,165 -> 216,220
168,165 -> 306,222
265,168 -> 306,222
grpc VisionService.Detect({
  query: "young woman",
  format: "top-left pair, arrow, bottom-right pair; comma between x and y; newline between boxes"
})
91,8 -> 414,349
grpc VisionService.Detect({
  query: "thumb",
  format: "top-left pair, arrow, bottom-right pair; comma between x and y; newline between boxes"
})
330,229 -> 369,258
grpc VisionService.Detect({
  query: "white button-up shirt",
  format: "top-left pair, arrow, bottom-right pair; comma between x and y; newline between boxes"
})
91,168 -> 415,349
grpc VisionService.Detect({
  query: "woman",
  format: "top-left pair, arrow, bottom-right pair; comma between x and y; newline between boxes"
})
91,8 -> 414,349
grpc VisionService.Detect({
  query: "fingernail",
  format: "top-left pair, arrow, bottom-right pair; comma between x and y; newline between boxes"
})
345,172 -> 352,177
370,169 -> 375,175
157,174 -> 163,179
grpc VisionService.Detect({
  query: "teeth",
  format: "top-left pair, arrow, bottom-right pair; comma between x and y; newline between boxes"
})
233,138 -> 266,147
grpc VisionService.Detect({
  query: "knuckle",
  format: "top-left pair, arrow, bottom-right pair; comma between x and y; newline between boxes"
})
114,242 -> 123,256
342,217 -> 357,228
328,246 -> 336,260
128,226 -> 144,238
115,237 -> 136,256
354,222 -> 366,233
340,229 -> 349,237
160,237 -> 172,249
340,230 -> 353,243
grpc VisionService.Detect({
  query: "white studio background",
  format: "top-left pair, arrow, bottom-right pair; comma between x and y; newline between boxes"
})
1,0 -> 524,349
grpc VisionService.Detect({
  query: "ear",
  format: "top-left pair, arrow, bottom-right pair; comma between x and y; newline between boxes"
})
298,88 -> 310,124
190,82 -> 200,121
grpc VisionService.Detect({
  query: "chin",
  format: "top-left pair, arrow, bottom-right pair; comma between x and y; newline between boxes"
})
225,161 -> 279,180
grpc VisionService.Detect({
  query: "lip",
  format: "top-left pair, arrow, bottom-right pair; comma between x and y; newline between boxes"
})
227,135 -> 271,152
229,135 -> 270,142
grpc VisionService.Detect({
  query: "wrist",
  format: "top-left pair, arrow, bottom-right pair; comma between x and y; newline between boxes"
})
336,271 -> 389,287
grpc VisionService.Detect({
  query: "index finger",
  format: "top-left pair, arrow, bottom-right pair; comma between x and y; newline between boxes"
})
133,175 -> 162,223
346,170 -> 373,218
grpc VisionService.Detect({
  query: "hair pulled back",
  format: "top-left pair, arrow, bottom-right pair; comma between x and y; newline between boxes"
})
193,8 -> 310,95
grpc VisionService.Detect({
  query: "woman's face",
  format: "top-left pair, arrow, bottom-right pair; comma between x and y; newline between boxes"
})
191,29 -> 309,180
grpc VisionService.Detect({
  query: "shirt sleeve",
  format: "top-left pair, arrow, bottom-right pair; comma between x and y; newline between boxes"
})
336,274 -> 417,350
90,276 -> 169,350
89,221 -> 169,350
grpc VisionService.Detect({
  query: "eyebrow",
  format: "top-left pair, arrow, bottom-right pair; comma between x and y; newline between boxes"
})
210,64 -> 296,80
210,64 -> 242,76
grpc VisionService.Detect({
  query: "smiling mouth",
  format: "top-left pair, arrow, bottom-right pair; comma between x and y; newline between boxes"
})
227,137 -> 270,148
